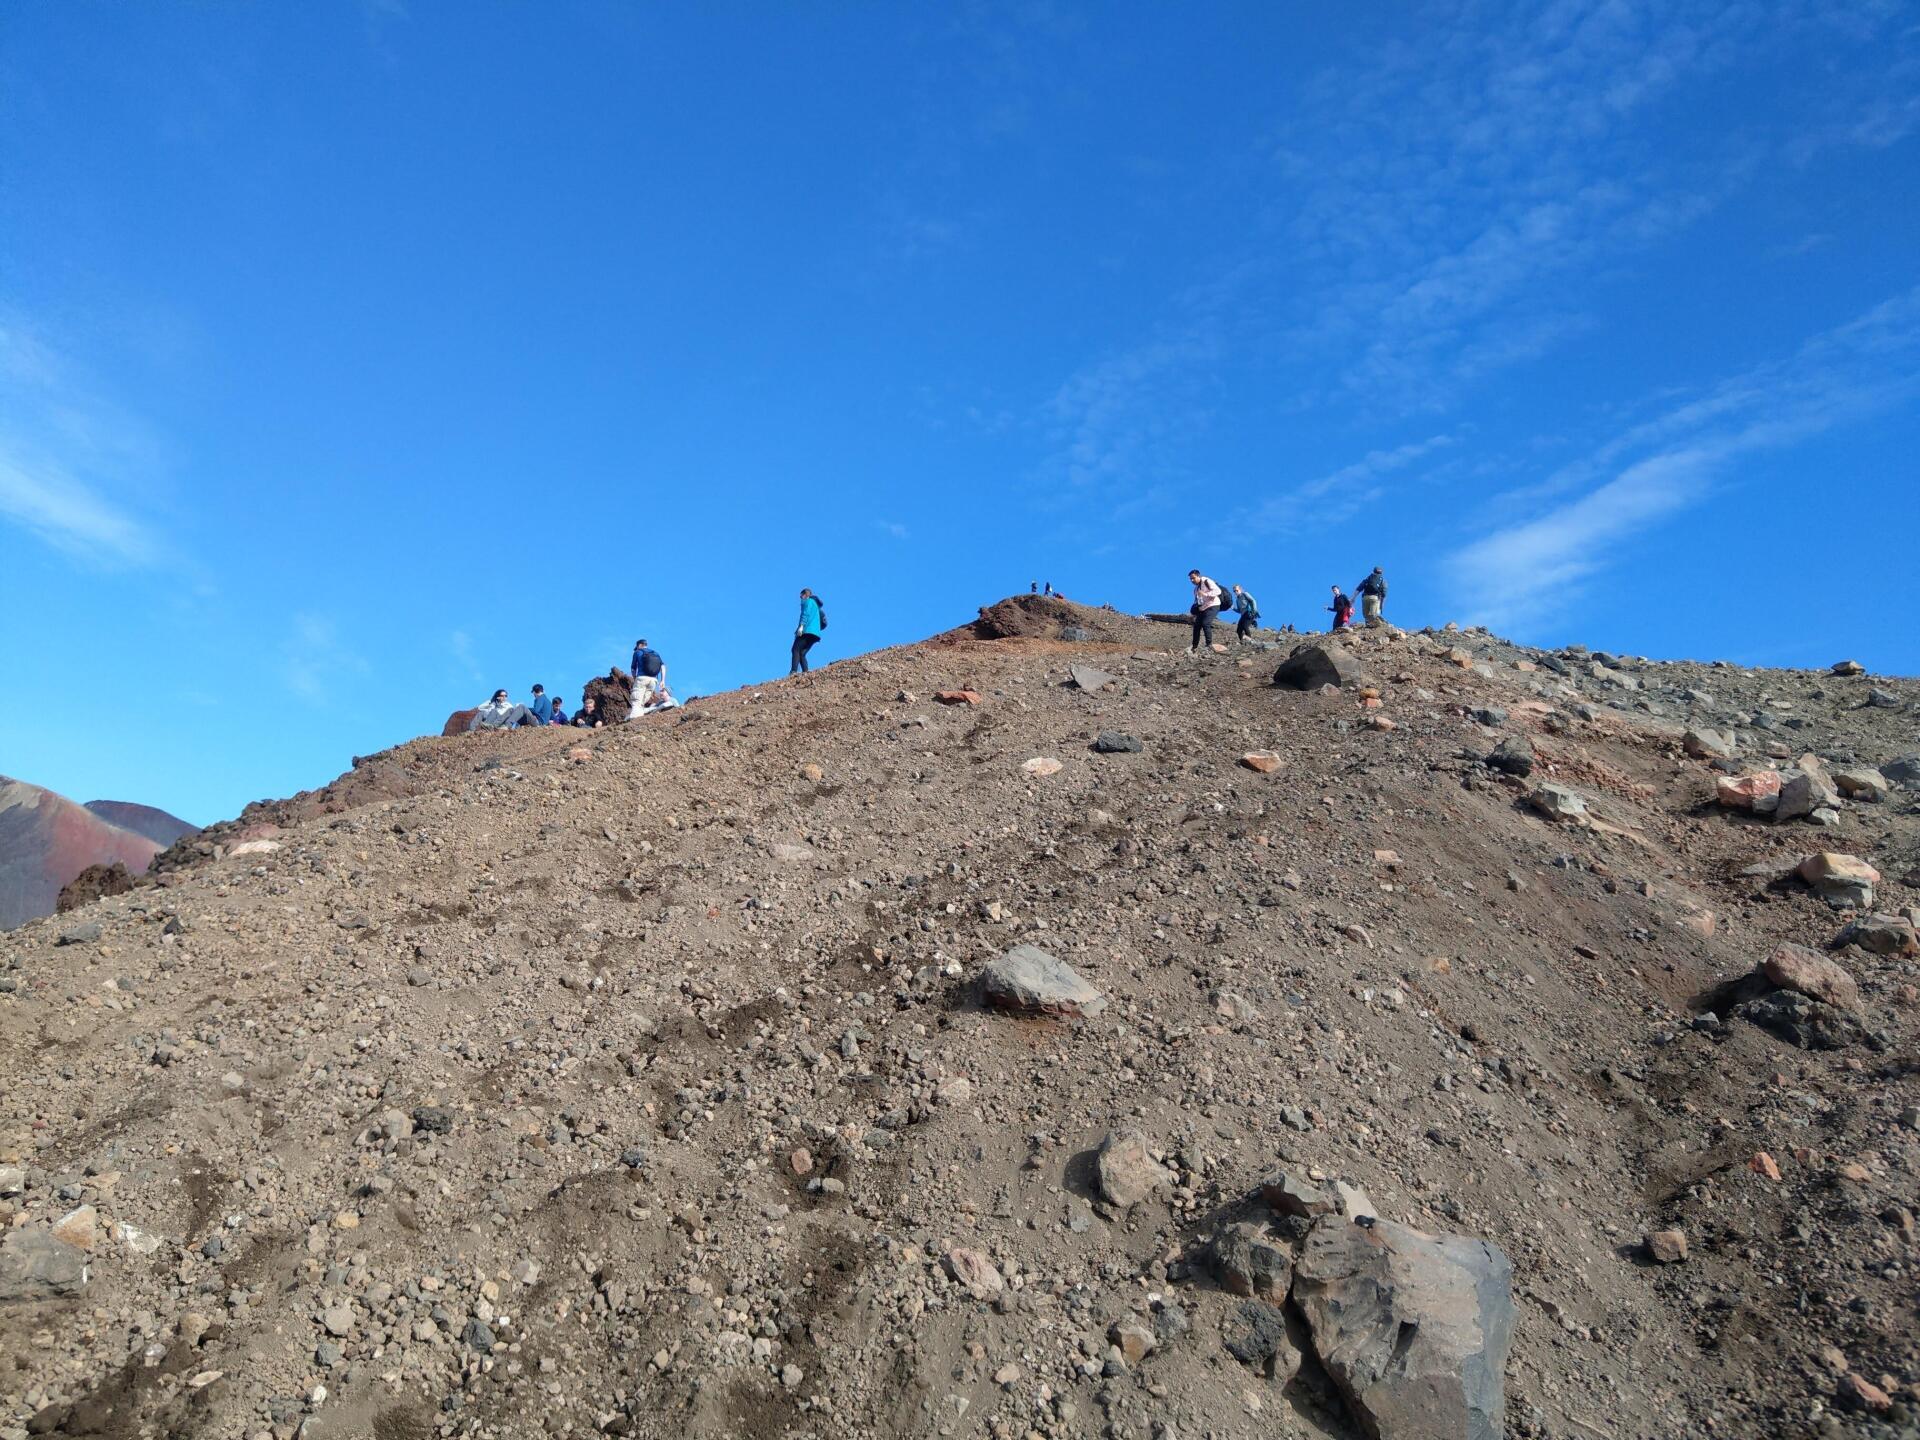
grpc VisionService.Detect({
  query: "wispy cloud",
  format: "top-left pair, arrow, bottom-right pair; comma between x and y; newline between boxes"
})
1247,434 -> 1457,537
1446,285 -> 1920,628
1041,329 -> 1219,492
876,520 -> 910,541
0,318 -> 167,567
450,628 -> 483,681
283,613 -> 370,704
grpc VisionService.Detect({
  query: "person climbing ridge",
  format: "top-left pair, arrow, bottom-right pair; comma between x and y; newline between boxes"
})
1355,567 -> 1387,626
791,588 -> 825,676
1187,569 -> 1223,653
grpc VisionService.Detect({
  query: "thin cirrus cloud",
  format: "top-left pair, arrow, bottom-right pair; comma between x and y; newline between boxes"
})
0,319 -> 165,568
1446,284 -> 1920,629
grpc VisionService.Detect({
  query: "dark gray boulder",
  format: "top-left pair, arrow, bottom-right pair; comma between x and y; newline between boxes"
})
1292,1216 -> 1514,1440
1093,731 -> 1142,754
1273,641 -> 1363,691
0,1229 -> 88,1303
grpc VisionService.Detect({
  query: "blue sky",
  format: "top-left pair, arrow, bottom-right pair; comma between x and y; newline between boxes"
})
3,1 -> 1917,825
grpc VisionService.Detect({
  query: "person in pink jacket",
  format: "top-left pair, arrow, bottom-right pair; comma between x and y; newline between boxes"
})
1187,569 -> 1224,653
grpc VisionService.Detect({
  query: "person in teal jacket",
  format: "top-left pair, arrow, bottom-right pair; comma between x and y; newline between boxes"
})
791,588 -> 826,675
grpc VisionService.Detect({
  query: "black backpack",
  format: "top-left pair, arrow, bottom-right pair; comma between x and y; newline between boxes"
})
815,597 -> 828,631
638,649 -> 663,677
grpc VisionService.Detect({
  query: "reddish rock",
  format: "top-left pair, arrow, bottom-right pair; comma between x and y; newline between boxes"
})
1241,752 -> 1284,774
442,709 -> 479,737
1839,1373 -> 1891,1413
1749,1152 -> 1782,1181
1762,943 -> 1862,1013
934,690 -> 982,705
1715,771 -> 1781,811
580,669 -> 635,726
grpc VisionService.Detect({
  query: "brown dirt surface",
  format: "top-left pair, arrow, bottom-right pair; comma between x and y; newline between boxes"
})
2,604 -> 1917,1440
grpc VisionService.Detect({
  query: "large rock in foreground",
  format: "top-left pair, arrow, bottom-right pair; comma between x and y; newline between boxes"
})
1292,1216 -> 1514,1440
1273,640 -> 1363,691
980,946 -> 1106,1018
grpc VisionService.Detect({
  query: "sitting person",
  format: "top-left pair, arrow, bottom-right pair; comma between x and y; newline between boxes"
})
571,695 -> 605,728
633,679 -> 680,717
549,697 -> 569,725
468,689 -> 540,731
528,684 -> 553,724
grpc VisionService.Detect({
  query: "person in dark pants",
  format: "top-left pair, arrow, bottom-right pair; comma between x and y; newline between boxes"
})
791,588 -> 825,675
1187,569 -> 1223,653
1229,584 -> 1259,641
1356,567 -> 1387,625
1328,585 -> 1354,631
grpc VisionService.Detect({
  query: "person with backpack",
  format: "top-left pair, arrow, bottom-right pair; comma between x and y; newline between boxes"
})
1187,569 -> 1224,653
1228,584 -> 1260,642
629,639 -> 666,715
1355,567 -> 1387,625
791,588 -> 826,675
1328,585 -> 1354,631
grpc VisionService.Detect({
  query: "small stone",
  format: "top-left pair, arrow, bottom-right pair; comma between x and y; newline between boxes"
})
1093,732 -> 1142,754
322,1306 -> 352,1337
1716,771 -> 1781,811
1261,1171 -> 1337,1218
781,1364 -> 804,1389
1797,851 -> 1880,909
1683,728 -> 1734,760
314,1341 -> 342,1368
980,945 -> 1105,1019
1839,1373 -> 1892,1413
1646,1229 -> 1688,1263
1021,757 -> 1064,777
1831,659 -> 1865,676
799,763 -> 824,782
50,1205 -> 97,1251
1749,1152 -> 1782,1181
1762,943 -> 1862,1013
943,1247 -> 1004,1299
1095,1129 -> 1170,1209
1110,1316 -> 1157,1366
1240,751 -> 1284,774
1528,783 -> 1587,821
1209,1223 -> 1292,1299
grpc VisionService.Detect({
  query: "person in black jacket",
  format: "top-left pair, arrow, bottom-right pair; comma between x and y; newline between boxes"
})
1356,568 -> 1387,625
571,695 -> 606,729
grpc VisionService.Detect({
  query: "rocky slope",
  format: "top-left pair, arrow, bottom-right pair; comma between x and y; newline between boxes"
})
0,780 -> 191,931
1,597 -> 1916,1440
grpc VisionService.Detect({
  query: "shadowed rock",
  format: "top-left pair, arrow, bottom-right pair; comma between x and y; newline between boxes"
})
1292,1216 -> 1514,1440
1273,641 -> 1363,691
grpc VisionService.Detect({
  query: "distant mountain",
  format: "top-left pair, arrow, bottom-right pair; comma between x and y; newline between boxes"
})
83,799 -> 198,848
0,776 -> 191,930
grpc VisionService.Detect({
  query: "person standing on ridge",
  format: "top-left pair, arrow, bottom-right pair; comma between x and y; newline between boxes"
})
528,684 -> 553,725
791,588 -> 826,675
1187,569 -> 1224,653
1328,585 -> 1354,631
630,639 -> 666,713
1355,567 -> 1387,626
1228,584 -> 1260,642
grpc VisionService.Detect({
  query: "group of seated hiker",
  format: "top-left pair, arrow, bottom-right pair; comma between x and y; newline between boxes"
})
467,684 -> 587,732
466,642 -> 682,734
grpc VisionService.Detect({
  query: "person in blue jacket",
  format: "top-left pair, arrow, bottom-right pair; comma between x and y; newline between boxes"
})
528,684 -> 553,724
791,588 -> 826,675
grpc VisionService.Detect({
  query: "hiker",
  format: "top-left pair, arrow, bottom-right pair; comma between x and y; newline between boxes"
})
1356,567 -> 1387,625
571,695 -> 604,729
467,689 -> 540,731
629,639 -> 667,717
631,637 -> 665,691
1227,584 -> 1260,641
791,588 -> 825,675
1328,585 -> 1354,631
528,684 -> 553,724
1187,569 -> 1224,653
548,697 -> 568,725
634,678 -> 682,716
